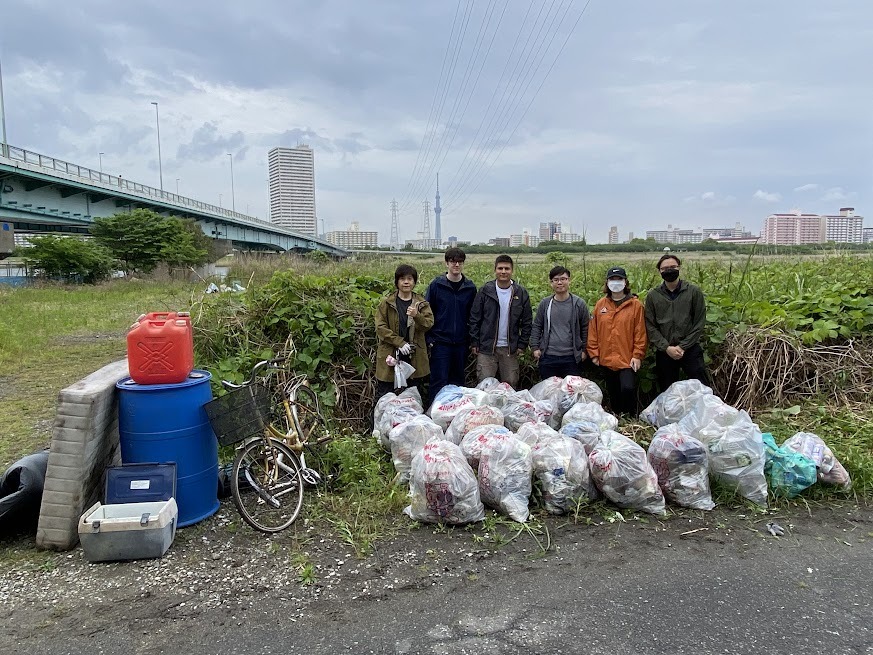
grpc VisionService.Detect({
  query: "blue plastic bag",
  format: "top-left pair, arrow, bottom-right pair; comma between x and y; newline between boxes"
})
762,433 -> 817,498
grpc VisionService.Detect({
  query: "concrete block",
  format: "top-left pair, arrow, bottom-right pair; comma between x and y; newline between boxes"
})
36,359 -> 128,551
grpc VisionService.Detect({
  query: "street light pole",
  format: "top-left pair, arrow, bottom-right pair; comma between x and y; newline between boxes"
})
0,55 -> 8,158
150,101 -> 163,191
175,178 -> 180,195
98,152 -> 104,173
227,152 -> 236,212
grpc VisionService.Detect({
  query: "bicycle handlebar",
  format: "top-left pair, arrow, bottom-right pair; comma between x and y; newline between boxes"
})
220,357 -> 288,391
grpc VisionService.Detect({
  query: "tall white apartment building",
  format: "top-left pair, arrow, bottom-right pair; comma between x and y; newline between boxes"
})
268,145 -> 316,235
608,226 -> 619,245
825,208 -> 863,244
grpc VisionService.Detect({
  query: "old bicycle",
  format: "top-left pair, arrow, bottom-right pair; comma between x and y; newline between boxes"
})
204,358 -> 331,533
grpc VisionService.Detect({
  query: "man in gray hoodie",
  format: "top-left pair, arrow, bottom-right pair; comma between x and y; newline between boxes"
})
530,265 -> 591,379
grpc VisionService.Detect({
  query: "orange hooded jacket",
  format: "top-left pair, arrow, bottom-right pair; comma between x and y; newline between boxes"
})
586,295 -> 648,371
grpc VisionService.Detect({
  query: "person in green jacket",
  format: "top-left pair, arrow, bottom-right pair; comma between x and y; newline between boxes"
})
644,254 -> 710,392
375,264 -> 434,401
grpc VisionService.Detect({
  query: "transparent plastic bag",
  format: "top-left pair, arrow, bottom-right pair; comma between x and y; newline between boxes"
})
647,424 -> 714,510
680,408 -> 768,507
532,435 -> 594,514
373,393 -> 424,449
389,415 -> 444,482
476,377 -> 501,392
529,377 -> 563,402
589,431 -> 666,515
516,422 -> 561,448
559,420 -> 603,455
429,385 -> 487,431
561,401 -> 618,432
781,432 -> 851,489
460,425 -> 515,467
762,433 -> 817,499
393,360 -> 416,388
444,406 -> 505,445
478,436 -> 533,522
640,379 -> 713,427
404,438 -> 485,525
483,382 -> 518,409
502,394 -> 540,432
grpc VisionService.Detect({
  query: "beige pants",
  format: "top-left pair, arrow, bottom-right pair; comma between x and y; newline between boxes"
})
476,347 -> 520,389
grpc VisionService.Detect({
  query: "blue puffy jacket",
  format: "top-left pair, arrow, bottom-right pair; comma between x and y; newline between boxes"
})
424,274 -> 477,345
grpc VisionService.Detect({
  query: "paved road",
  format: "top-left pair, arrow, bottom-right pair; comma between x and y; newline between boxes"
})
4,506 -> 871,654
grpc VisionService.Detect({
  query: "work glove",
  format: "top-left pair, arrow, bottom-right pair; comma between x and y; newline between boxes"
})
398,343 -> 413,356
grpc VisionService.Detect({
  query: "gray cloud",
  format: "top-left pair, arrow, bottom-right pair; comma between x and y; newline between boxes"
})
176,122 -> 246,162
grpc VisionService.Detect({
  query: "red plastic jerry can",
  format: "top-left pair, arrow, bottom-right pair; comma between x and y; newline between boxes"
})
126,312 -> 194,385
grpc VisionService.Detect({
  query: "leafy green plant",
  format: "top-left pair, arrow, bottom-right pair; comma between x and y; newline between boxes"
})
17,235 -> 115,283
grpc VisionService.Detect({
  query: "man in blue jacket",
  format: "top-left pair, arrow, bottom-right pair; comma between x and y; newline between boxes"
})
425,248 -> 477,403
469,254 -> 532,388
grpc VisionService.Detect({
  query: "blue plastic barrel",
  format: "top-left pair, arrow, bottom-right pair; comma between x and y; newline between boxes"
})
116,370 -> 219,527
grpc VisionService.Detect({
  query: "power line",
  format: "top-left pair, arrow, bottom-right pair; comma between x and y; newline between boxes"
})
396,0 -> 466,210
401,0 -> 508,212
398,0 -> 475,211
445,0 -> 572,209
446,0 -> 591,215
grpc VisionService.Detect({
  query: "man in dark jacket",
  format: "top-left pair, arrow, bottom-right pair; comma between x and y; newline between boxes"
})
530,265 -> 591,379
469,255 -> 532,388
425,248 -> 477,403
644,253 -> 710,392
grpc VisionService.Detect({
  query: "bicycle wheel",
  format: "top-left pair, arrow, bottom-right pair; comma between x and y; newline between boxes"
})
231,438 -> 304,533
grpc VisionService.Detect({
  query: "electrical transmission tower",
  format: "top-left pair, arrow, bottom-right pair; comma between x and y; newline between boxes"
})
390,199 -> 400,249
421,200 -> 431,241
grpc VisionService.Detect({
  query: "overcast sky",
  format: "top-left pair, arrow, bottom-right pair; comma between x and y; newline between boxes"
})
2,1 -> 871,244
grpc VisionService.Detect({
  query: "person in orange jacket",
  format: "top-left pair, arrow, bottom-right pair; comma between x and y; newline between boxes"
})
587,267 -> 648,416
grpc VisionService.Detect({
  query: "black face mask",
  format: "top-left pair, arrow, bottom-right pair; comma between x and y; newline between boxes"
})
660,269 -> 680,283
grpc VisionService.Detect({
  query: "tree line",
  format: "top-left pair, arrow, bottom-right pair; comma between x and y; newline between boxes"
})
15,209 -> 227,283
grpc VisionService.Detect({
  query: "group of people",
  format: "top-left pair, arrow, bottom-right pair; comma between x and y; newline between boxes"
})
374,248 -> 710,415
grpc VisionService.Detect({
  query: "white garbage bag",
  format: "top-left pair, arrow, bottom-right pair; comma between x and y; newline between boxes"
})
393,360 -> 416,389
477,435 -> 533,522
559,420 -> 603,455
428,385 -> 487,431
561,401 -> 618,432
782,432 -> 851,489
679,406 -> 768,507
444,406 -> 505,445
388,415 -> 444,482
589,431 -> 666,515
460,425 -> 516,467
475,377 -> 501,391
404,438 -> 485,524
532,435 -> 594,514
640,379 -> 714,427
373,392 -> 424,449
482,382 -> 517,409
516,422 -> 561,448
529,377 -> 563,402
647,423 -> 714,510
502,393 -> 540,432
530,376 -> 603,424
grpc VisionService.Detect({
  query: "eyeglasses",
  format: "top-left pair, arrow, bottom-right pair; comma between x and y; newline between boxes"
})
447,260 -> 463,265
550,276 -> 570,283
659,266 -> 679,273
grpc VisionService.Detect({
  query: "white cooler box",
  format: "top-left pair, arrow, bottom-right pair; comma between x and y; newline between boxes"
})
78,462 -> 178,562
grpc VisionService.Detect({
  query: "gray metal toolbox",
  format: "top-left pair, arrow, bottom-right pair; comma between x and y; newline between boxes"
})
78,463 -> 178,562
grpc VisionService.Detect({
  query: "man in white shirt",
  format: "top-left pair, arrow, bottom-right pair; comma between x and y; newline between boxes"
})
469,255 -> 532,388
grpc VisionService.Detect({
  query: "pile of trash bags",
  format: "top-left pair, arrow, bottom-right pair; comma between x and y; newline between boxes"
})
376,376 -> 852,526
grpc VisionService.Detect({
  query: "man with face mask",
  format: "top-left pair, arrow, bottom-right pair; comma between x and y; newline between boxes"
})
644,254 -> 710,393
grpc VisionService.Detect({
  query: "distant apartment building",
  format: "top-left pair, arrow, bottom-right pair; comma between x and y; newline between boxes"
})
510,229 -> 540,247
627,232 -> 634,242
701,222 -> 752,240
762,208 -> 862,245
825,208 -> 863,244
489,237 -> 511,247
325,222 -> 377,249
863,227 -> 873,244
555,231 -> 582,244
608,226 -> 619,245
268,145 -> 316,235
539,222 -> 561,241
645,226 -> 703,245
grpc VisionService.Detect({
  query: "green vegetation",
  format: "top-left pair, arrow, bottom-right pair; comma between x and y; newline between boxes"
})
17,235 -> 115,283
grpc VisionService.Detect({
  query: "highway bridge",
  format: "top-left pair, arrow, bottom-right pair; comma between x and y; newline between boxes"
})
0,145 -> 348,256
